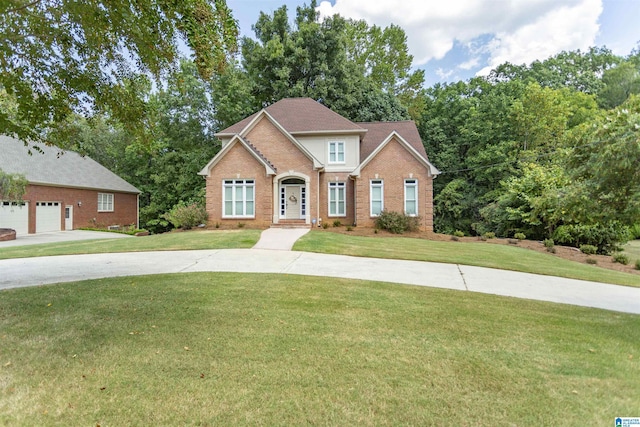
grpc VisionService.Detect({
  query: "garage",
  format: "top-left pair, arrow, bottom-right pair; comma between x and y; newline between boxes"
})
36,201 -> 62,232
0,201 -> 29,235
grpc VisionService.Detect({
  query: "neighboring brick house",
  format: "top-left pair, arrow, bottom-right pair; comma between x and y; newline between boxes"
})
0,135 -> 140,235
199,98 -> 440,230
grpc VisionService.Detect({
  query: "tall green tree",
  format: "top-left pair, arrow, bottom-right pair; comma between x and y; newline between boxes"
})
567,94 -> 640,225
597,60 -> 640,109
240,1 -> 408,122
0,0 -> 237,143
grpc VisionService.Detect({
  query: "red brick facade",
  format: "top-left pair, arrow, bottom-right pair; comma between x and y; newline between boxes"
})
355,138 -> 434,230
23,184 -> 139,233
202,100 -> 437,231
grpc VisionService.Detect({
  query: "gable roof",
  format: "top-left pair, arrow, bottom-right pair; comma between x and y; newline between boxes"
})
354,130 -> 440,177
357,121 -> 429,163
217,98 -> 365,136
0,135 -> 140,194
198,135 -> 277,176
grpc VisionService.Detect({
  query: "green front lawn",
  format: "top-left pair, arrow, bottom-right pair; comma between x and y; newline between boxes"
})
0,229 -> 261,260
1,273 -> 638,425
293,231 -> 640,287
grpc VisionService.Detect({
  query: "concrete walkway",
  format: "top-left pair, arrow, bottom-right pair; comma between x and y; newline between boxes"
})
252,227 -> 310,250
1,248 -> 639,314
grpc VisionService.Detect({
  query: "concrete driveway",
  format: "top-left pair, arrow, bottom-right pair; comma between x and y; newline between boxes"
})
0,230 -> 132,247
1,248 -> 639,314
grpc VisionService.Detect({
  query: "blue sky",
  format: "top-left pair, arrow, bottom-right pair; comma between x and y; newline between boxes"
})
226,0 -> 640,86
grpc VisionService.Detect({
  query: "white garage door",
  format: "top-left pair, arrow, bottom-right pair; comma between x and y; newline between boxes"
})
0,201 -> 29,235
36,201 -> 62,232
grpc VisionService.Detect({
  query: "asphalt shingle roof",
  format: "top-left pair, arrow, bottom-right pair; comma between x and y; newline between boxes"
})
218,98 -> 365,135
0,135 -> 140,194
357,121 -> 429,163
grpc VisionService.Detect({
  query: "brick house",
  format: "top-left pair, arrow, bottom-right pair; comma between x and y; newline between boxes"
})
0,135 -> 140,235
199,98 -> 440,230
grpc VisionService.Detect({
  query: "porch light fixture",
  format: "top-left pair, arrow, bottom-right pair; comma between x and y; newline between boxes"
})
77,201 -> 82,207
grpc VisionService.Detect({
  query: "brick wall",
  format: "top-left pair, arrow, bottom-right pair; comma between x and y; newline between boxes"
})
355,138 -> 434,231
24,184 -> 138,233
204,117 -> 319,227
246,119 -> 317,223
318,172 -> 355,226
205,142 -> 274,228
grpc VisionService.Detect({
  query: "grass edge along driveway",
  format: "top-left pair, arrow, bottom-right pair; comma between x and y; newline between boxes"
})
0,228 -> 638,287
293,231 -> 640,288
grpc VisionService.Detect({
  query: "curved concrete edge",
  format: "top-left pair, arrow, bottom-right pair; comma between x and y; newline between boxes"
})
1,249 -> 639,314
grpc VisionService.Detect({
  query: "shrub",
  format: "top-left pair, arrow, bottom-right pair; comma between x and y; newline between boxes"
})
630,223 -> 640,240
579,244 -> 598,255
453,230 -> 465,237
514,232 -> 526,240
543,238 -> 554,248
322,222 -> 329,229
586,258 -> 597,265
483,231 -> 496,239
546,246 -> 556,254
374,211 -> 420,234
333,220 -> 342,227
163,202 -> 208,230
237,222 -> 245,228
612,253 -> 629,265
345,225 -> 353,232
635,259 -> 640,270
553,221 -> 632,255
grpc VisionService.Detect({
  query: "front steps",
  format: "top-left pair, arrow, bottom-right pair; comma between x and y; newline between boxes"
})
271,220 -> 311,229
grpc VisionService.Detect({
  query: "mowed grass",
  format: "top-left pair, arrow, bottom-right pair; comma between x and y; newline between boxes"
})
0,229 -> 261,260
0,273 -> 638,426
294,231 -> 640,287
623,240 -> 640,263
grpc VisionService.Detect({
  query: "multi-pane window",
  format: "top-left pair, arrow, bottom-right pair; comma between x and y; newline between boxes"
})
328,182 -> 346,216
223,179 -> 255,218
328,141 -> 345,163
404,179 -> 418,216
98,193 -> 114,212
370,179 -> 383,216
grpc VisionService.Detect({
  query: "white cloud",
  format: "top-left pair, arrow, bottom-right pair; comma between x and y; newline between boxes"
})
435,68 -> 454,80
458,57 -> 480,71
317,0 -> 603,73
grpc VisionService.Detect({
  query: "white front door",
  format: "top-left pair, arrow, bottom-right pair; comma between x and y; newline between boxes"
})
65,205 -> 73,230
285,186 -> 302,219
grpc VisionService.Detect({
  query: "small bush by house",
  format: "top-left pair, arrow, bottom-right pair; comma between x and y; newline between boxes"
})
374,211 -> 420,234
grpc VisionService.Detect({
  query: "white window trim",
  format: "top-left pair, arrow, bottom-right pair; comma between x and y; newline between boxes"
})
98,193 -> 114,212
328,182 -> 346,217
328,141 -> 345,164
404,179 -> 418,216
370,179 -> 384,217
222,179 -> 255,218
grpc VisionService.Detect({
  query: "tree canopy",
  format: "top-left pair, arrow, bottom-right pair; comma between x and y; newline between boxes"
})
0,0 -> 238,143
6,1 -> 638,247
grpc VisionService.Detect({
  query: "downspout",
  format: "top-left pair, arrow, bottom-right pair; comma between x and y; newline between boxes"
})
136,193 -> 140,230
317,169 -> 321,227
351,175 -> 357,226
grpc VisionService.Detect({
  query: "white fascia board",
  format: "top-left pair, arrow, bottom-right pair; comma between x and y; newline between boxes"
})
289,129 -> 367,136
